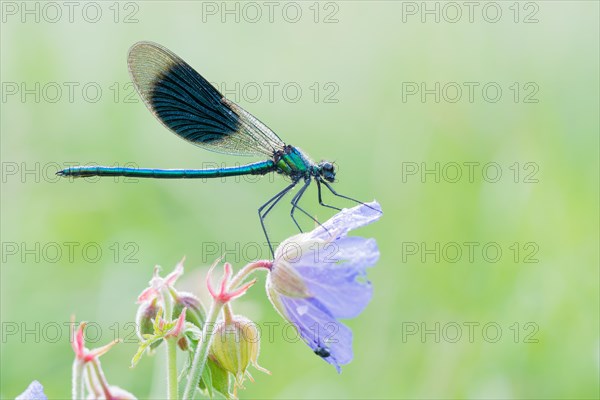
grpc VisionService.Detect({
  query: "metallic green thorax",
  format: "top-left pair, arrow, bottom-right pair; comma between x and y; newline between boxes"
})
274,145 -> 313,179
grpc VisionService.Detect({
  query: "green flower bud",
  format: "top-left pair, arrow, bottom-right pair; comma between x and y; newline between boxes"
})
135,298 -> 158,340
135,299 -> 166,351
210,315 -> 268,386
173,291 -> 206,329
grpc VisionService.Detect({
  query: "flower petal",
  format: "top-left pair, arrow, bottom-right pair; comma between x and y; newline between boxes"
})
268,200 -> 382,371
164,258 -> 184,286
137,286 -> 159,304
293,237 -> 379,318
16,381 -> 47,400
71,322 -> 86,359
166,308 -> 187,338
311,201 -> 382,240
279,296 -> 353,372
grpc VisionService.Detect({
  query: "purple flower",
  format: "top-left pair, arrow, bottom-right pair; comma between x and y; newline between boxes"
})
266,201 -> 381,372
16,381 -> 47,400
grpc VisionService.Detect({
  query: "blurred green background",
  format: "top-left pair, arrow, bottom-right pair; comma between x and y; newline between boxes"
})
1,1 -> 598,399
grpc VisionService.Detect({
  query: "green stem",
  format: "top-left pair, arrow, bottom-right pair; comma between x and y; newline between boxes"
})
182,300 -> 224,400
90,359 -> 112,399
71,359 -> 84,400
85,364 -> 101,398
180,260 -> 270,399
228,260 -> 271,290
166,337 -> 179,400
223,303 -> 234,324
162,287 -> 174,320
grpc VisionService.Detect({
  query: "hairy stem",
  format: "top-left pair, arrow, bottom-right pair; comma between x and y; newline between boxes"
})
166,337 -> 179,400
223,303 -> 234,324
229,260 -> 271,290
71,359 -> 84,400
182,300 -> 224,400
90,359 -> 112,399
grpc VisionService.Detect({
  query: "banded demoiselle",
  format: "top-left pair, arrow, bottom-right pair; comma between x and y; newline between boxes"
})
58,42 -> 370,255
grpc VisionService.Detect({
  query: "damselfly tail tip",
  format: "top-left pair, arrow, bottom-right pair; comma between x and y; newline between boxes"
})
56,169 -> 69,177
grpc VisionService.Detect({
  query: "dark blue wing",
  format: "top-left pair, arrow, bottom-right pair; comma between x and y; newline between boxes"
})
127,41 -> 284,157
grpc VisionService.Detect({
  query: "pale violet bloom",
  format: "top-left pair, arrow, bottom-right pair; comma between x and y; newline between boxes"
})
16,381 -> 47,400
266,201 -> 381,372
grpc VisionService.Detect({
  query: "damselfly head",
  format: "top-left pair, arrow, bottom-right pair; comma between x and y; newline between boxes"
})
318,161 -> 336,183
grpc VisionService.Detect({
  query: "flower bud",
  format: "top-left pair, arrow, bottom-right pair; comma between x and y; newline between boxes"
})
173,291 -> 205,329
135,298 -> 158,340
210,315 -> 267,385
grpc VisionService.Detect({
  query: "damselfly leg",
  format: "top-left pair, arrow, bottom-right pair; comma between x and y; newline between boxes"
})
318,178 -> 382,214
258,181 -> 298,256
315,179 -> 342,211
289,178 -> 326,233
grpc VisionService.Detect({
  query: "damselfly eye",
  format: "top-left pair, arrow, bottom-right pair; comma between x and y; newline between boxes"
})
318,161 -> 336,183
